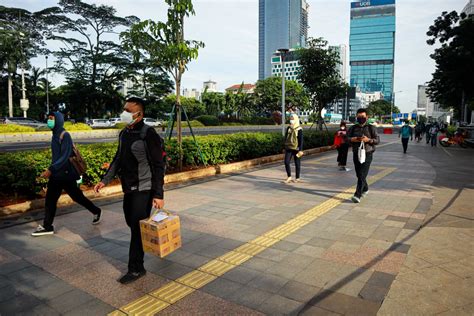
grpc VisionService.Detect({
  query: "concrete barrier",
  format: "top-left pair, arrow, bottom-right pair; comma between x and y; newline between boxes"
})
0,145 -> 335,217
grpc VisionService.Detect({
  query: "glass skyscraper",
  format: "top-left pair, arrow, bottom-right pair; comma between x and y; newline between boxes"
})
259,0 -> 309,80
350,0 -> 396,101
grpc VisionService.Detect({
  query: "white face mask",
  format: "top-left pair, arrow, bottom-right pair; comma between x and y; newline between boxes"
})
120,111 -> 140,125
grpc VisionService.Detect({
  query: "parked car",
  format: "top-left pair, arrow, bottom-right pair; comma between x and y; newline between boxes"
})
143,118 -> 162,127
109,117 -> 122,127
0,117 -> 47,129
88,119 -> 111,128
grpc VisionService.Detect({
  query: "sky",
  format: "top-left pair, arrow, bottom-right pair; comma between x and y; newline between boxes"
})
4,0 -> 468,113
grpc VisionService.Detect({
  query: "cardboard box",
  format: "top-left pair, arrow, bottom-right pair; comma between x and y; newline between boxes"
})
140,211 -> 182,258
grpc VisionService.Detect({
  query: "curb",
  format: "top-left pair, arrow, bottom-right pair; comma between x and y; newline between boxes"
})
0,145 -> 334,217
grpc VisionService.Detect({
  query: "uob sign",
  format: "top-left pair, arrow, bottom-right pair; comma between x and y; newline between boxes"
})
359,1 -> 371,7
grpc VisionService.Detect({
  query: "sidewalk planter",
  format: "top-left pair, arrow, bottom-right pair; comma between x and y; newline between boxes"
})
0,131 -> 333,217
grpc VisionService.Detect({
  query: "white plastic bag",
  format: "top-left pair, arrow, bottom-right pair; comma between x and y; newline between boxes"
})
358,141 -> 366,164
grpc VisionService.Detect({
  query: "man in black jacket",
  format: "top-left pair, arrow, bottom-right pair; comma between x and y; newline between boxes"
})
32,112 -> 102,236
347,108 -> 379,203
94,97 -> 165,284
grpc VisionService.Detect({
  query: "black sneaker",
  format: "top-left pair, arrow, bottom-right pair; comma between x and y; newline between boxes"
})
118,270 -> 146,284
92,209 -> 102,225
31,225 -> 54,237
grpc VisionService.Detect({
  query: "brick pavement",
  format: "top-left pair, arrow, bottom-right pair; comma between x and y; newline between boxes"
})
0,134 -> 472,315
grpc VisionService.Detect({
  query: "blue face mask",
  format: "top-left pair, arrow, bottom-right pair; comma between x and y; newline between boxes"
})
47,119 -> 55,129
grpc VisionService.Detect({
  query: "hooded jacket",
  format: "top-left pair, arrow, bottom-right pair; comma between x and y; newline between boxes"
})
48,112 -> 78,181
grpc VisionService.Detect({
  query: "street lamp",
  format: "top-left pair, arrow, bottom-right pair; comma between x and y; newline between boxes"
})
391,90 -> 402,125
277,48 -> 289,136
45,56 -> 50,114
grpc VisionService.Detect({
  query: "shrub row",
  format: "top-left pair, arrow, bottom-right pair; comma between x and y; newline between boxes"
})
0,124 -> 36,133
0,131 -> 331,199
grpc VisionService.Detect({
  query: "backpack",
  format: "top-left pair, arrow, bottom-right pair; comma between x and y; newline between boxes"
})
139,124 -> 168,173
59,131 -> 87,175
285,127 -> 299,150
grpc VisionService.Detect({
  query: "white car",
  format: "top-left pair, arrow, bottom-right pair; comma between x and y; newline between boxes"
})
143,118 -> 162,127
109,118 -> 122,126
88,119 -> 111,128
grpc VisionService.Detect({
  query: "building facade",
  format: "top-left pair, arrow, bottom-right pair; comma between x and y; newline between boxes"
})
349,0 -> 396,102
183,88 -> 201,100
271,49 -> 302,82
259,0 -> 309,80
203,80 -> 218,93
417,84 -> 451,121
462,0 -> 474,16
329,45 -> 348,83
225,84 -> 256,94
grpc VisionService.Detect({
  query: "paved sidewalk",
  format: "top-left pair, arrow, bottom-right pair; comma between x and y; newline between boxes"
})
0,134 -> 472,315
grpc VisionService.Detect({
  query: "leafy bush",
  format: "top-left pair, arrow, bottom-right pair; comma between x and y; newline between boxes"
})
64,122 -> 92,131
0,131 -> 331,199
195,115 -> 220,126
0,124 -> 36,133
242,117 -> 275,125
114,122 -> 128,129
187,120 -> 205,128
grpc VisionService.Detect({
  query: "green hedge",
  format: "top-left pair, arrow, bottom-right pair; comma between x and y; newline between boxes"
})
0,124 -> 36,133
64,122 -> 92,131
0,131 -> 331,199
195,115 -> 220,126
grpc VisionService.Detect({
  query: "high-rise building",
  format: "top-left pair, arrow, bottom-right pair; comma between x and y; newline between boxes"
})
259,0 -> 309,80
183,88 -> 201,100
271,49 -> 302,82
203,80 -> 217,93
329,45 -> 348,83
462,0 -> 474,16
349,0 -> 396,102
417,84 -> 450,121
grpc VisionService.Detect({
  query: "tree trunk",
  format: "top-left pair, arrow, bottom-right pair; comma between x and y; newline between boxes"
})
176,79 -> 183,172
8,74 -> 13,117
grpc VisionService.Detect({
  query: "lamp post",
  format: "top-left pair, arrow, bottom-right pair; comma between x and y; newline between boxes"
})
45,56 -> 50,114
277,48 -> 289,136
391,90 -> 402,125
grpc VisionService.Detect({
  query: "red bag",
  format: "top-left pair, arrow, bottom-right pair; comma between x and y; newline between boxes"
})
333,134 -> 342,147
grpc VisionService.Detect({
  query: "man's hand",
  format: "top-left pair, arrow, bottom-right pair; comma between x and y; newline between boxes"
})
94,182 -> 106,193
361,136 -> 370,143
351,137 -> 360,143
40,169 -> 51,179
153,198 -> 164,209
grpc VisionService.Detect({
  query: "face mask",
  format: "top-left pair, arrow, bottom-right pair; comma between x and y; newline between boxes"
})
47,119 -> 55,129
357,117 -> 367,125
120,111 -> 140,125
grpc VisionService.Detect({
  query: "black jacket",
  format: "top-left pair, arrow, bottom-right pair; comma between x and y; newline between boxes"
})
49,112 -> 79,181
102,120 -> 165,199
347,123 -> 379,154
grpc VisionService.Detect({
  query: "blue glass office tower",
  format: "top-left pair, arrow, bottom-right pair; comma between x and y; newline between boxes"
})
259,0 -> 308,80
350,0 -> 396,101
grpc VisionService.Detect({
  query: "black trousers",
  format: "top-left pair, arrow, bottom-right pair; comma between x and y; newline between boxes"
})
337,144 -> 349,166
353,151 -> 373,198
123,190 -> 154,273
43,179 -> 100,230
431,134 -> 437,147
401,138 -> 409,153
426,133 -> 431,144
285,150 -> 301,179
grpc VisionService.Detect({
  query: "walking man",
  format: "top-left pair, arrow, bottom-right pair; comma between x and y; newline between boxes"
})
32,112 -> 102,236
347,108 -> 379,203
94,97 -> 165,284
399,120 -> 413,153
429,124 -> 439,147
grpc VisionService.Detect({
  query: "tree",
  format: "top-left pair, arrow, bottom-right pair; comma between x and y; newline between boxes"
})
0,5 -> 53,116
201,89 -> 224,117
44,0 -> 138,118
426,11 -> 474,121
122,0 -> 204,171
254,77 -> 309,114
297,38 -> 346,121
367,99 -> 400,119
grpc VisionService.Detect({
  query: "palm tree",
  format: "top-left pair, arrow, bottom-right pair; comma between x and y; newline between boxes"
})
27,66 -> 45,107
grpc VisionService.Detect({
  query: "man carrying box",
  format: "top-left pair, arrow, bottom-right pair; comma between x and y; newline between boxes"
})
94,97 -> 165,284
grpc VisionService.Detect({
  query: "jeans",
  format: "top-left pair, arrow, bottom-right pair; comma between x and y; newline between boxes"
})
353,151 -> 373,198
123,191 -> 154,273
401,138 -> 409,153
431,134 -> 437,147
285,150 -> 301,179
337,144 -> 349,166
43,179 -> 100,230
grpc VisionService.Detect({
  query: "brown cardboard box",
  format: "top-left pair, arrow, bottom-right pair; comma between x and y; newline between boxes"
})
140,211 -> 181,258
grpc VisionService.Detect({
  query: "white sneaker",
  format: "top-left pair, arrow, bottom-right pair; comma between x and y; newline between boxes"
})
31,225 -> 54,237
351,196 -> 361,203
283,177 -> 293,184
294,178 -> 302,183
361,190 -> 369,198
